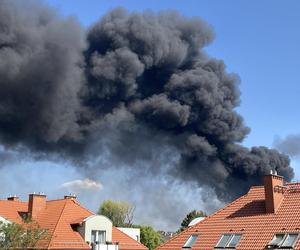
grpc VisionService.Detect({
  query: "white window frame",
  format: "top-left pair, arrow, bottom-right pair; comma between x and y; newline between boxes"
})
182,234 -> 199,248
268,233 -> 299,249
91,230 -> 106,244
215,234 -> 242,249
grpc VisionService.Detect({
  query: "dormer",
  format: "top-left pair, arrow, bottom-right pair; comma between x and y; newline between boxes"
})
76,215 -> 114,246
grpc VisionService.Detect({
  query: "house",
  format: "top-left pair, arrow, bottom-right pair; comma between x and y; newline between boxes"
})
156,173 -> 300,250
0,194 -> 148,250
117,228 -> 141,242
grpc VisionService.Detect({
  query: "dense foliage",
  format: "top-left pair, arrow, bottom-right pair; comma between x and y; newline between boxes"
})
0,219 -> 48,249
98,200 -> 135,227
179,210 -> 207,232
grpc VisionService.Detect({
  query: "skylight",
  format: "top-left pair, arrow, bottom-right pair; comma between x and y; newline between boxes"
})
267,233 -> 299,249
183,234 -> 198,248
215,234 -> 242,248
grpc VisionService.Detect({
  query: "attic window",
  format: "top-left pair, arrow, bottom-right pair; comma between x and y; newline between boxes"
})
182,234 -> 198,248
267,233 -> 299,249
215,234 -> 242,248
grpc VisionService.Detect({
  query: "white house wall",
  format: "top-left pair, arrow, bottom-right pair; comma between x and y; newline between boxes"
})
79,215 -> 113,243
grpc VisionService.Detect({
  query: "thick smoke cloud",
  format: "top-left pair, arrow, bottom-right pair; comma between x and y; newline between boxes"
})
0,0 -> 85,150
0,1 -> 294,203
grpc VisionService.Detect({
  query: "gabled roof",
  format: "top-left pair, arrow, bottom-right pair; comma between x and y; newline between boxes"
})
0,197 -> 147,250
156,183 -> 300,250
0,200 -> 28,224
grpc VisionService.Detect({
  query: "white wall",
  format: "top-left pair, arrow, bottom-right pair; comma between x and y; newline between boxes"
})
78,215 -> 113,243
117,227 -> 140,242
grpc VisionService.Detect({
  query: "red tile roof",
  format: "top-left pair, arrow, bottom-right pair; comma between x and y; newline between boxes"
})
157,180 -> 300,250
0,197 -> 147,250
113,227 -> 148,250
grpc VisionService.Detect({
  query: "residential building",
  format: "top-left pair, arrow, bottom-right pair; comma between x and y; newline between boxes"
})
156,173 -> 300,250
0,194 -> 147,250
117,227 -> 141,242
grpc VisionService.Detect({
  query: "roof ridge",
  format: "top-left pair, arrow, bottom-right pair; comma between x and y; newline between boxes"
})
46,199 -> 68,248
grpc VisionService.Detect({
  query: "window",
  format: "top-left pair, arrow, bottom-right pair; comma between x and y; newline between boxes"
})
227,234 -> 242,248
215,234 -> 242,248
268,234 -> 285,247
183,234 -> 198,248
267,233 -> 299,249
91,230 -> 106,244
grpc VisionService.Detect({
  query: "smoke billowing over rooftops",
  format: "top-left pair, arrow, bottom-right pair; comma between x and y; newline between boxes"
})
0,1 -> 294,203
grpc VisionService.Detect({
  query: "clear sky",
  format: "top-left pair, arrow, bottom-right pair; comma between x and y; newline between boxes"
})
2,0 -> 298,230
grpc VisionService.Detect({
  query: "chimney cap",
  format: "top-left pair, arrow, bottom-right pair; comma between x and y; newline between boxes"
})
270,169 -> 278,175
29,192 -> 46,197
64,194 -> 77,199
267,169 -> 283,177
7,195 -> 19,201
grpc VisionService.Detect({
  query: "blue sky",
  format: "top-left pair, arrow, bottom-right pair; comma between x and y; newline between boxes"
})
44,0 -> 300,150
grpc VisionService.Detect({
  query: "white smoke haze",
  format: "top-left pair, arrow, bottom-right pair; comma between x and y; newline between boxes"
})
274,134 -> 300,159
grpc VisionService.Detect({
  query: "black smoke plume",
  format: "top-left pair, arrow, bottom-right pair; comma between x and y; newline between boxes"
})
0,1 -> 294,201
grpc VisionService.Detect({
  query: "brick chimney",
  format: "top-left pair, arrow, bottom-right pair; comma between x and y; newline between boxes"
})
264,172 -> 285,213
7,195 -> 19,201
28,193 -> 46,219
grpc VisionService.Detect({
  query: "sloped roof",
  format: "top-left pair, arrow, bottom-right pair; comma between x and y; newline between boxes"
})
156,183 -> 300,250
0,197 -> 147,250
113,227 -> 147,250
0,200 -> 28,224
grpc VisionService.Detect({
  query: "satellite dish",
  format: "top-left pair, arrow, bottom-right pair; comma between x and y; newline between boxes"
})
188,217 -> 205,227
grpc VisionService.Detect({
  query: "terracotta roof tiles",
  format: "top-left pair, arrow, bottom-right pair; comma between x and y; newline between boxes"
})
157,182 -> 300,250
0,197 -> 147,250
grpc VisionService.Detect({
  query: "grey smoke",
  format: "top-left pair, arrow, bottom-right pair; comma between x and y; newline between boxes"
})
0,0 -> 294,207
0,0 -> 85,150
274,134 -> 300,158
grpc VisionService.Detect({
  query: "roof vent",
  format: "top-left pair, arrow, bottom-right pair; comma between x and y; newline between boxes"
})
7,195 -> 19,201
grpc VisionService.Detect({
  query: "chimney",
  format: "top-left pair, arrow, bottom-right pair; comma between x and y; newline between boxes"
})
28,193 -> 46,219
7,195 -> 19,201
64,194 -> 77,200
264,171 -> 285,213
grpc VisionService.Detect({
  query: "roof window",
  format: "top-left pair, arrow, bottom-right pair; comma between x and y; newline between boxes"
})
215,234 -> 242,248
182,234 -> 198,248
267,233 -> 299,249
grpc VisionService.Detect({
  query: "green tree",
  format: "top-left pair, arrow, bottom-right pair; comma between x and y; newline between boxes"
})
179,210 -> 207,232
133,225 -> 162,250
98,200 -> 135,227
0,219 -> 48,249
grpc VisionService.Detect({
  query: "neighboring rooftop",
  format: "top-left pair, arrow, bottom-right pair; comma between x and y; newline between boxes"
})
156,174 -> 300,250
0,194 -> 147,250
